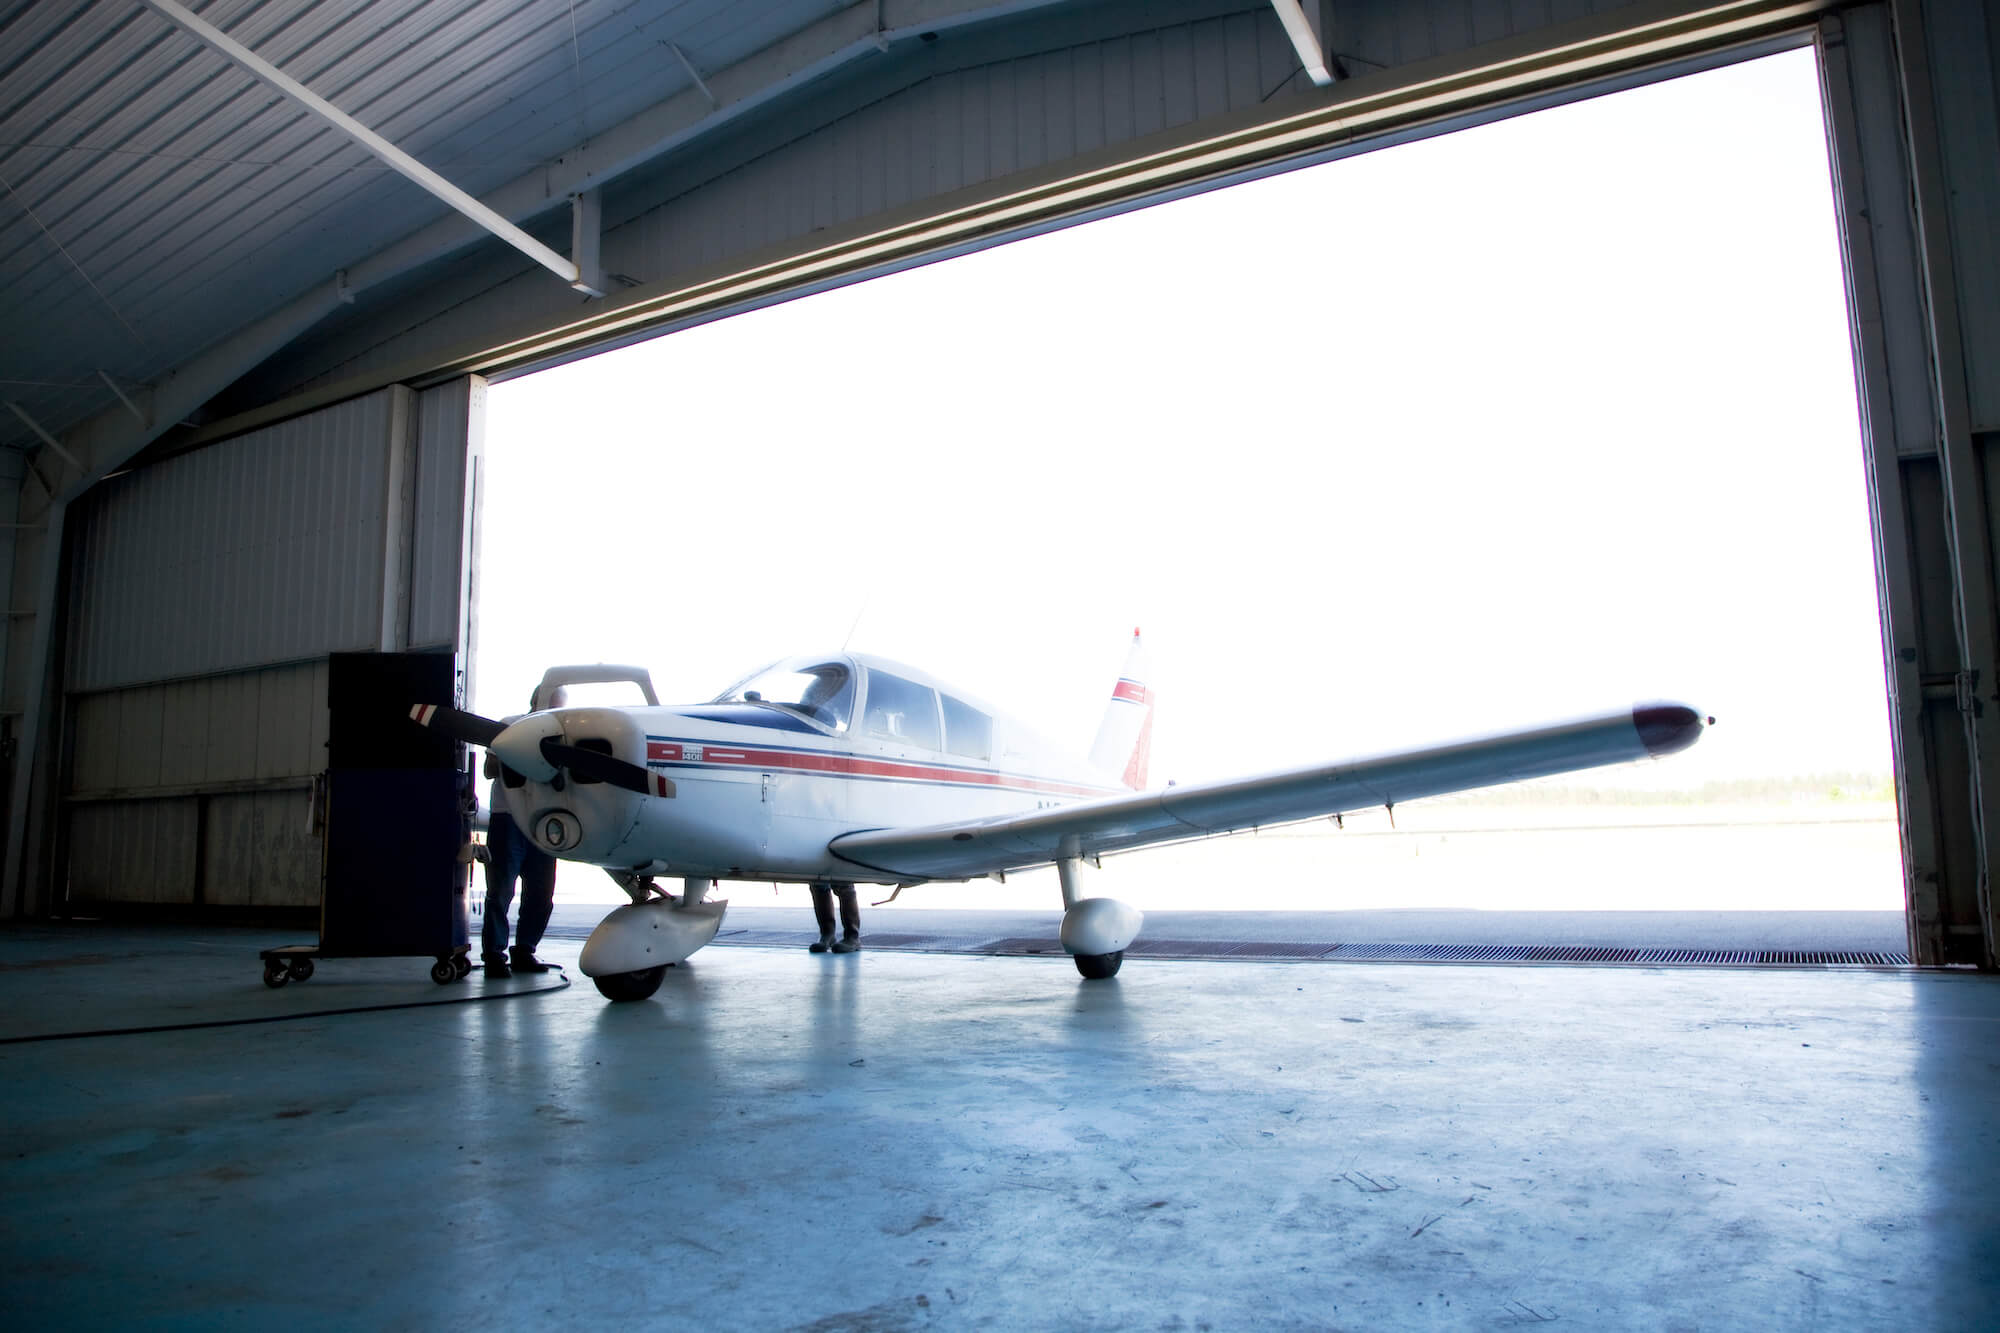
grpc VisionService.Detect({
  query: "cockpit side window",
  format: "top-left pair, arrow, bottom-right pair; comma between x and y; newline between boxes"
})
713,661 -> 854,733
941,693 -> 992,761
862,671 -> 941,750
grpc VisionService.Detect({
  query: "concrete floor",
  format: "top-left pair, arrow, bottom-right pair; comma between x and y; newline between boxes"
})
3,920 -> 1996,1330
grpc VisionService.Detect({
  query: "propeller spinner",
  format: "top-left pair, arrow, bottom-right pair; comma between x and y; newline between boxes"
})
408,704 -> 675,798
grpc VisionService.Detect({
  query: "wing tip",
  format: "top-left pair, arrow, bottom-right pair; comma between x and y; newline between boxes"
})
1632,703 -> 1708,757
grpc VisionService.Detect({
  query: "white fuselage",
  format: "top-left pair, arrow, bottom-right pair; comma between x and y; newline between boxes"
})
497,672 -> 1120,884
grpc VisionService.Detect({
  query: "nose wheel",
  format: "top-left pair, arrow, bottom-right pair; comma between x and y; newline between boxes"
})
593,966 -> 667,1002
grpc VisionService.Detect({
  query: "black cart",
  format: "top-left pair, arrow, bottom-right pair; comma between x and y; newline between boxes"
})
260,651 -> 474,988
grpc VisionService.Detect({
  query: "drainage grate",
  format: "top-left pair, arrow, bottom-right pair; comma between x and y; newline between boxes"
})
1756,949 -> 1908,966
1125,938 -> 1224,956
985,936 -> 1063,955
1223,941 -> 1343,958
1321,942 -> 1910,967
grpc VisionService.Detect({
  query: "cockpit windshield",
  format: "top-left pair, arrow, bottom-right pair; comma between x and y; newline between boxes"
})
712,659 -> 854,733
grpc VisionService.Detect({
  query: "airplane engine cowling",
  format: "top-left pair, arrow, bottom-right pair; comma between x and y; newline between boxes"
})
579,899 -> 728,976
1060,897 -> 1144,958
503,706 -> 650,864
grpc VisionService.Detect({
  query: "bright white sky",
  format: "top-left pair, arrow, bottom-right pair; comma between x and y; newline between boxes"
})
478,46 -> 1888,793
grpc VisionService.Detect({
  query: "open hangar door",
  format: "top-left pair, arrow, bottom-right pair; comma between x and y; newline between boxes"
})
455,10 -> 1995,970
2,1 -> 1994,970
36,381 -> 483,917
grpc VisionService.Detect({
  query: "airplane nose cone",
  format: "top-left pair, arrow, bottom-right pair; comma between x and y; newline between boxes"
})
1632,703 -> 1709,757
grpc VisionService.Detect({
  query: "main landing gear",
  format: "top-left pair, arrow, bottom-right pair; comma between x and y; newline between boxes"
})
1056,852 -> 1142,982
1072,950 -> 1125,980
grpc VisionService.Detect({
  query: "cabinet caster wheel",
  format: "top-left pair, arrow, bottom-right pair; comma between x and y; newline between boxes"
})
262,960 -> 289,989
430,959 -> 457,985
453,955 -> 473,979
287,957 -> 314,983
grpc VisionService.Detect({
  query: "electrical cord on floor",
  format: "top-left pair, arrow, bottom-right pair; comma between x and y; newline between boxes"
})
0,965 -> 570,1045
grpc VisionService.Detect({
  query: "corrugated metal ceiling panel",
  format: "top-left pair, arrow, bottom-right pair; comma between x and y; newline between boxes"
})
0,0 -> 848,450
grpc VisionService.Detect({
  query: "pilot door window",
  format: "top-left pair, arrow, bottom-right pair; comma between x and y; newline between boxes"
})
862,672 -> 942,750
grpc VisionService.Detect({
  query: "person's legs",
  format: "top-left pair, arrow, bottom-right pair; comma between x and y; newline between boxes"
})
831,881 -> 860,952
807,881 -> 836,952
482,813 -> 528,966
510,847 -> 557,969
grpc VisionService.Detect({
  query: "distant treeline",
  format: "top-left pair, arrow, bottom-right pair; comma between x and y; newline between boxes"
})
1446,772 -> 1896,807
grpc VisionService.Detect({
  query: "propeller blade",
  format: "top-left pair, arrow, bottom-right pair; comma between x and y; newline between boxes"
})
541,740 -> 677,798
409,703 -> 506,747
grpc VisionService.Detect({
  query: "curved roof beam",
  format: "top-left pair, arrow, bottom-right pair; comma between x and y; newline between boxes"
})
141,0 -> 600,295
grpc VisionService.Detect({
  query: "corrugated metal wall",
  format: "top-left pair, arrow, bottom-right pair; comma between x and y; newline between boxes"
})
66,389 -> 411,692
60,380 -> 482,909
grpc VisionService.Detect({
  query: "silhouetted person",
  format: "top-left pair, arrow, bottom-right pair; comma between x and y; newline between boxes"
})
482,684 -> 566,976
808,879 -> 860,953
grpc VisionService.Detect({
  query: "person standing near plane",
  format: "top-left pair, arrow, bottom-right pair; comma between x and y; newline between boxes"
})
808,880 -> 860,953
482,684 -> 566,977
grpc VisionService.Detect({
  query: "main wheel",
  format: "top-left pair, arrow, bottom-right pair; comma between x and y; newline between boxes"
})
262,960 -> 289,988
429,958 -> 457,985
1074,951 -> 1124,980
593,966 -> 667,1002
287,957 -> 314,982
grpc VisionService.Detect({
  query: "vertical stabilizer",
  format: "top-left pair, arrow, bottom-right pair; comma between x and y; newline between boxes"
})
1089,629 -> 1153,789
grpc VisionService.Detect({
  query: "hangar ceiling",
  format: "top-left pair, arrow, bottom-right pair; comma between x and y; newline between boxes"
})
2,0 -> 1997,972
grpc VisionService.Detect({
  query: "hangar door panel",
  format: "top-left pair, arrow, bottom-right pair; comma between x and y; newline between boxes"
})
68,799 -> 197,905
203,792 -> 321,909
58,382 -> 483,912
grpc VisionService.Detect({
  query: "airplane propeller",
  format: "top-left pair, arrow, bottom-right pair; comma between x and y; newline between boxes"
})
408,704 -> 674,798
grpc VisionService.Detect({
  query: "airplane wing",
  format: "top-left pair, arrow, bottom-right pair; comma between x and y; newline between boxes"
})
828,703 -> 1707,881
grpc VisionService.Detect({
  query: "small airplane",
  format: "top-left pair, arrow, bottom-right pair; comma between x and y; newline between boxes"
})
411,631 -> 1710,1001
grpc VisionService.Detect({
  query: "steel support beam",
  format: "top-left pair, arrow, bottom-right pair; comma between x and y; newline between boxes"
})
1889,0 -> 2000,968
6,403 -> 80,473
1819,7 -> 1955,963
571,192 -> 606,301
1270,0 -> 1335,86
95,371 -> 147,426
669,42 -> 719,108
141,0 -> 596,294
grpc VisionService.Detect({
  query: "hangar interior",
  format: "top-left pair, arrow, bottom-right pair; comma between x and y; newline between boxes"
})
4,0 -> 1999,1325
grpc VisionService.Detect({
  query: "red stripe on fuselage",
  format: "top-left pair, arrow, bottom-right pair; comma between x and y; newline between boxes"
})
646,739 -> 1111,799
1111,679 -> 1149,705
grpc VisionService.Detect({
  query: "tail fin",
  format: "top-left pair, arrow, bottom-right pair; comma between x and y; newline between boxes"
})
1088,628 -> 1154,790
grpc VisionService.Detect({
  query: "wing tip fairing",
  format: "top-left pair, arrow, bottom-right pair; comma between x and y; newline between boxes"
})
1632,703 -> 1710,757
